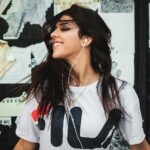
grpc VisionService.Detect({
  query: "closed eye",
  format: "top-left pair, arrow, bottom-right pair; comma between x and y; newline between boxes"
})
60,27 -> 71,31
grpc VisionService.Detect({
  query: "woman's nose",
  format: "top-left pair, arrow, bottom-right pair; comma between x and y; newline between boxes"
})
50,28 -> 59,39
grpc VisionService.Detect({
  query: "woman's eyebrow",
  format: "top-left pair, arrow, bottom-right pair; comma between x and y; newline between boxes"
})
59,22 -> 70,26
58,19 -> 75,25
59,19 -> 75,22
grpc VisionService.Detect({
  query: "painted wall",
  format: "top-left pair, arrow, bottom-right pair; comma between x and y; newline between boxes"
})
0,0 -> 135,149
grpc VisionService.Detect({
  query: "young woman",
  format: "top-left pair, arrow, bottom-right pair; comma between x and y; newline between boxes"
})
14,4 -> 149,150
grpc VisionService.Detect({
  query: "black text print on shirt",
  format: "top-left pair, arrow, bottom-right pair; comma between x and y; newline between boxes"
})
51,105 -> 121,149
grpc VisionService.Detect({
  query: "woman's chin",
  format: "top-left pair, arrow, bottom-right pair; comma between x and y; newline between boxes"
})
52,53 -> 64,59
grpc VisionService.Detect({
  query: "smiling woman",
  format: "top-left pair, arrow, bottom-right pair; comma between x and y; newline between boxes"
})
50,16 -> 82,61
13,4 -> 149,150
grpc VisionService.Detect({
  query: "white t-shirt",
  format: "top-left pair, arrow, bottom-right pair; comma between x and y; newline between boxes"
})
16,79 -> 145,150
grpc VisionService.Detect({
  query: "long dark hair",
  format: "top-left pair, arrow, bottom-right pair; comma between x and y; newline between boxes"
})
27,4 -> 124,117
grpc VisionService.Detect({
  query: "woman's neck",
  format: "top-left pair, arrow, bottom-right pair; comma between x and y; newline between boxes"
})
73,66 -> 99,86
69,51 -> 100,86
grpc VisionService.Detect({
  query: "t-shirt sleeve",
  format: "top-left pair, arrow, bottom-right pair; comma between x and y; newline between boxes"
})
16,99 -> 40,143
119,83 -> 145,145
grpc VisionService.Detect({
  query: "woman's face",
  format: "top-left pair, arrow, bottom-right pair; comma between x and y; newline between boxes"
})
50,15 -> 83,61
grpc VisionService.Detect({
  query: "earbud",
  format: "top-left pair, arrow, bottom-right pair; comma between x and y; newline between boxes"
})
84,39 -> 88,44
82,39 -> 88,47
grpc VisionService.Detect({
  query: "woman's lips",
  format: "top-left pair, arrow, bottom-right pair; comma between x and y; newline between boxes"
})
52,41 -> 63,48
53,42 -> 63,47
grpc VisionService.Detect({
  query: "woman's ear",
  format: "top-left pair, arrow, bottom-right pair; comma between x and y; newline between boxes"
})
81,36 -> 93,47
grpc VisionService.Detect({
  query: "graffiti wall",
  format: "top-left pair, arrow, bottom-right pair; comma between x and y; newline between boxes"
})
0,0 -> 135,149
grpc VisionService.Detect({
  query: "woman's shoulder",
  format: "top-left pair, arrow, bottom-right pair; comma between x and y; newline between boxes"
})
22,97 -> 39,113
115,78 -> 140,108
115,78 -> 134,92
